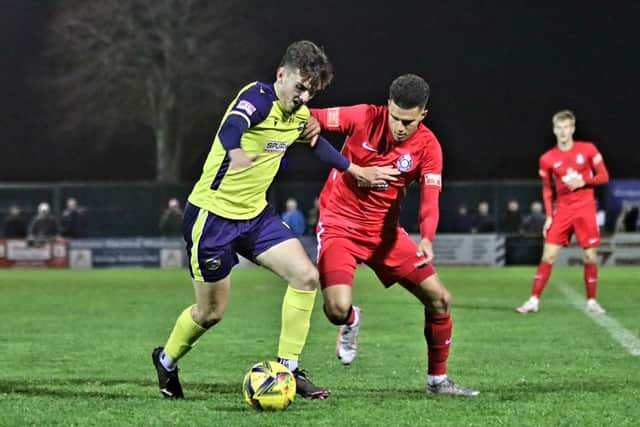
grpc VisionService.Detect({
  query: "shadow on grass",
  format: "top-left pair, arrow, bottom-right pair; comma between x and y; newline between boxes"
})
453,303 -> 515,312
485,378 -> 640,400
0,378 -> 238,401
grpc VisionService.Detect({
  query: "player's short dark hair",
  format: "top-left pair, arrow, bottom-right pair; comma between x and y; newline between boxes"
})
279,40 -> 333,91
389,74 -> 430,109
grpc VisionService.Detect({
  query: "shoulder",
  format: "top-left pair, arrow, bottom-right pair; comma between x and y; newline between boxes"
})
539,148 -> 556,165
233,82 -> 277,118
576,141 -> 599,153
416,125 -> 442,152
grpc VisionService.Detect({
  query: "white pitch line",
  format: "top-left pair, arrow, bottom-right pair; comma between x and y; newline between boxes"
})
557,282 -> 640,356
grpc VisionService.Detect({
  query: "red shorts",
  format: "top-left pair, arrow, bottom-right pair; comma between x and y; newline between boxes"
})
546,205 -> 600,247
317,222 -> 436,288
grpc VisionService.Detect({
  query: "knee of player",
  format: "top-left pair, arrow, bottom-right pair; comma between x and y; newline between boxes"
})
323,301 -> 350,325
292,266 -> 320,291
193,307 -> 224,329
583,252 -> 598,264
428,289 -> 452,314
541,253 -> 558,264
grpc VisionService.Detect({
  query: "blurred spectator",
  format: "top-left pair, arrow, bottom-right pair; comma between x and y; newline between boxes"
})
500,199 -> 522,233
28,202 -> 58,241
453,204 -> 472,233
306,196 -> 320,236
471,201 -> 496,233
521,201 -> 546,236
281,198 -> 305,237
159,197 -> 184,236
2,204 -> 27,238
60,197 -> 87,238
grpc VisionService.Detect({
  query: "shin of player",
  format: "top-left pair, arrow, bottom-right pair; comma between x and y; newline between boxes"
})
517,110 -> 609,314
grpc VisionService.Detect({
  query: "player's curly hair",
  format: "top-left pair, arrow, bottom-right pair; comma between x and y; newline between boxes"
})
279,40 -> 334,92
389,74 -> 430,109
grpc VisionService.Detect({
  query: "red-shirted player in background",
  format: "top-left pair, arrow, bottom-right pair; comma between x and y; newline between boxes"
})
516,110 -> 609,314
306,74 -> 478,396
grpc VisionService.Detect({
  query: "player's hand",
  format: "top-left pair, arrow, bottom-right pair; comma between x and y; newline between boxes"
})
566,176 -> 585,191
543,217 -> 553,238
300,116 -> 321,147
348,164 -> 400,188
228,148 -> 257,169
415,238 -> 434,267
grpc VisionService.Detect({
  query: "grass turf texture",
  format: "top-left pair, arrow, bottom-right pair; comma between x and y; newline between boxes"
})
1,266 -> 639,426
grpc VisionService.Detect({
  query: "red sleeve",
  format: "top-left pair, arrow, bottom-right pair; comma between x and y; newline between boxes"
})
583,145 -> 609,186
419,187 -> 440,241
418,137 -> 443,241
310,105 -> 370,134
539,156 -> 553,216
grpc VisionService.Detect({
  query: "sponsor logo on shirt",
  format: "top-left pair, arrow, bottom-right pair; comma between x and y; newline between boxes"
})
397,153 -> 413,172
236,100 -> 256,116
361,141 -> 377,152
327,108 -> 340,128
576,153 -> 585,165
264,141 -> 288,153
424,173 -> 442,188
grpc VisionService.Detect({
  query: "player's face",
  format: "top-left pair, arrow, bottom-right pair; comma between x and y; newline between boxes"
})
553,119 -> 575,144
387,100 -> 427,142
276,67 -> 316,113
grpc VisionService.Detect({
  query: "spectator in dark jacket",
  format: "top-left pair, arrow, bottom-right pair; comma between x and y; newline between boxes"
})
60,197 -> 87,238
2,204 -> 27,238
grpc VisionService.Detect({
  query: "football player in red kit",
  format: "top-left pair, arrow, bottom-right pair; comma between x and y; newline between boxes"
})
516,110 -> 609,314
306,74 -> 478,396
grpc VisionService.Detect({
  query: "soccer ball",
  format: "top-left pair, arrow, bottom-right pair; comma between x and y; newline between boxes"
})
242,361 -> 296,411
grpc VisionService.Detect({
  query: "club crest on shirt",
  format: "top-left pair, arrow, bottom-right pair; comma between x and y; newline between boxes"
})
576,153 -> 585,165
397,154 -> 413,172
298,120 -> 307,133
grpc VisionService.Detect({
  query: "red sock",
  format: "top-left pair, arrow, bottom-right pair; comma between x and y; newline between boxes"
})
424,312 -> 452,376
345,306 -> 358,326
531,261 -> 553,298
584,263 -> 598,299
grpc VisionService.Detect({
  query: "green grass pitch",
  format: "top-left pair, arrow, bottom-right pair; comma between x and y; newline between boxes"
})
1,266 -> 639,426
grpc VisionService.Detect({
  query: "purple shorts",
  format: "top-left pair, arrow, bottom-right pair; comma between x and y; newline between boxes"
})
183,202 -> 295,282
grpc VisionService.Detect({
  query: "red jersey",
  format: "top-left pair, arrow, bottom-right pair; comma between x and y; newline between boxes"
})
311,104 -> 442,240
538,141 -> 609,216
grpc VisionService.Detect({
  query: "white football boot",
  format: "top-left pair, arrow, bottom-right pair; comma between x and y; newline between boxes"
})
515,297 -> 539,314
336,306 -> 361,365
586,299 -> 606,314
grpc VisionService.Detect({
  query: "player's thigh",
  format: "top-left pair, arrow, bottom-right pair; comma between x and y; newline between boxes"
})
573,207 -> 601,247
400,273 -> 451,313
546,209 -> 574,246
317,234 -> 365,288
368,229 -> 432,287
255,238 -> 318,290
184,202 -> 239,283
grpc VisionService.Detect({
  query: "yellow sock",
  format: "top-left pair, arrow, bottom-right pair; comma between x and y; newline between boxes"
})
278,287 -> 317,361
164,305 -> 207,362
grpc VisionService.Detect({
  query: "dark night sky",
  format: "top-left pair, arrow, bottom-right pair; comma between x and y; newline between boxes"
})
2,1 -> 640,182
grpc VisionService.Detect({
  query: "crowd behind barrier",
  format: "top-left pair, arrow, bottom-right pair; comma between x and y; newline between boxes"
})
1,179 -> 638,241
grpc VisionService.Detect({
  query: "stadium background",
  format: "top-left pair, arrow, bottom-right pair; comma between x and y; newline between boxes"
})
1,2 -> 639,425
